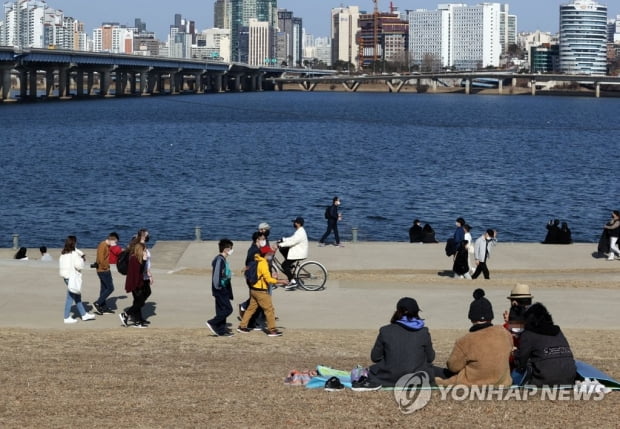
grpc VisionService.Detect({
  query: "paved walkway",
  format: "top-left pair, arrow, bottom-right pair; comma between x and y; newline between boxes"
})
0,241 -> 618,330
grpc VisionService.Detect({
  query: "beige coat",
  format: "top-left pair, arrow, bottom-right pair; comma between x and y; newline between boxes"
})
436,325 -> 513,386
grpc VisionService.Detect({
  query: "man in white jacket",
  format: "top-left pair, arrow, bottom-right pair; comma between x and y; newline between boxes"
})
278,217 -> 308,290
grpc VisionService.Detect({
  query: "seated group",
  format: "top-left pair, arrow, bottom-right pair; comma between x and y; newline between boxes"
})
353,284 -> 576,390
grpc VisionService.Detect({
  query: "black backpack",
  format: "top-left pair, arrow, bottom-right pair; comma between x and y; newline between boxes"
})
445,238 -> 456,257
244,260 -> 259,286
116,250 -> 129,275
324,205 -> 331,219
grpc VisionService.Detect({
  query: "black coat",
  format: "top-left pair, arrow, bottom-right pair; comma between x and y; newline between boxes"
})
368,322 -> 435,387
515,326 -> 576,386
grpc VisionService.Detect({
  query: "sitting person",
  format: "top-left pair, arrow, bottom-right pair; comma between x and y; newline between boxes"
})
436,289 -> 513,386
514,303 -> 576,387
409,219 -> 423,243
39,246 -> 53,262
421,223 -> 438,243
14,247 -> 28,260
354,297 -> 436,391
558,222 -> 572,244
543,219 -> 561,244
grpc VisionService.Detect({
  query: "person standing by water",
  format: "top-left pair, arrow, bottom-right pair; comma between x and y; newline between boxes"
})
319,196 -> 343,247
206,239 -> 235,337
93,232 -> 119,315
604,211 -> 620,260
58,235 -> 96,324
472,229 -> 498,280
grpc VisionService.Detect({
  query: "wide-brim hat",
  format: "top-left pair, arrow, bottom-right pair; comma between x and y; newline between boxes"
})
507,284 -> 533,300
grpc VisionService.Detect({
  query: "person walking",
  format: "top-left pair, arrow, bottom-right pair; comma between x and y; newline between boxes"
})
604,210 -> 620,260
58,235 -> 96,324
237,246 -> 287,337
93,232 -> 119,315
119,229 -> 152,328
319,196 -> 343,247
205,239 -> 235,337
278,217 -> 308,290
472,229 -> 498,280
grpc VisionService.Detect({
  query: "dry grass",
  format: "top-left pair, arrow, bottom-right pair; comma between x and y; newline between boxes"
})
1,328 -> 618,428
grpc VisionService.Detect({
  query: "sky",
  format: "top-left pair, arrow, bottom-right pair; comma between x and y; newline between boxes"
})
49,0 -> 620,39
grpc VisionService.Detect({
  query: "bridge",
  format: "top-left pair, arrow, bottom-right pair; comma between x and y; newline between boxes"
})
271,71 -> 620,98
0,47 -> 334,102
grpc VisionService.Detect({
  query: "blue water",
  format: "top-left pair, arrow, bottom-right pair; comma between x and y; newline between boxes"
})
1,92 -> 618,248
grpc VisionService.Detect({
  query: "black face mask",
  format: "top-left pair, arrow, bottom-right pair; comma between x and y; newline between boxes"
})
263,230 -> 270,238
145,235 -> 150,242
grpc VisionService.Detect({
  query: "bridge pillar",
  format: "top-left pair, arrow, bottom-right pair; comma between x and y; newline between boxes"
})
45,70 -> 55,97
18,69 -> 28,99
87,72 -> 95,96
531,80 -> 536,96
234,74 -> 243,92
213,73 -> 223,93
465,79 -> 471,95
75,71 -> 84,97
139,70 -> 149,95
431,79 -> 437,92
498,80 -> 503,95
58,67 -> 71,99
115,71 -> 124,96
29,68 -> 38,99
595,83 -> 600,98
194,72 -> 204,94
0,67 -> 15,101
257,72 -> 264,91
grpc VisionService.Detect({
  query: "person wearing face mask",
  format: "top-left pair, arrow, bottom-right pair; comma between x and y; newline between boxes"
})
205,239 -> 235,337
237,246 -> 287,337
319,196 -> 343,247
471,229 -> 498,280
93,232 -> 120,315
239,232 -> 268,327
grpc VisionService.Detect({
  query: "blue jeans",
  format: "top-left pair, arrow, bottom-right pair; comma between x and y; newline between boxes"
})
63,279 -> 86,318
95,270 -> 115,306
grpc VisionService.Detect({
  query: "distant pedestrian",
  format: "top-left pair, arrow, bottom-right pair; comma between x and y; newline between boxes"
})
603,210 -> 620,260
205,239 -> 235,337
39,246 -> 53,262
319,196 -> 343,247
119,229 -> 152,328
58,235 -> 96,324
472,229 -> 498,280
278,217 -> 309,290
14,247 -> 28,260
409,219 -> 423,243
93,232 -> 119,315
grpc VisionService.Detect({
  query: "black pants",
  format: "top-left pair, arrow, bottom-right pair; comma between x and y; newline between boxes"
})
282,259 -> 301,281
208,288 -> 232,334
472,261 -> 490,279
320,220 -> 340,244
128,280 -> 151,321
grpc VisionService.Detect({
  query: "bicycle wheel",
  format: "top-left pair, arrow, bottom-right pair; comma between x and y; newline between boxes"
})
296,261 -> 327,291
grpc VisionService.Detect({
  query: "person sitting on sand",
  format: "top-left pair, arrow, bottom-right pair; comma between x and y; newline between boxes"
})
39,246 -> 53,262
558,222 -> 572,244
421,223 -> 438,243
353,297 -> 437,391
514,303 -> 576,387
543,219 -> 561,244
14,247 -> 28,260
409,219 -> 423,243
435,289 -> 513,386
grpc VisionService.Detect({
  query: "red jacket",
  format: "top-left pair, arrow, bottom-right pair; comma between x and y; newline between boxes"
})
125,254 -> 144,293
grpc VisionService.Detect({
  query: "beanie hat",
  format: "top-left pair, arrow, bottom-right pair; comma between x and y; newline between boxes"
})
468,288 -> 494,322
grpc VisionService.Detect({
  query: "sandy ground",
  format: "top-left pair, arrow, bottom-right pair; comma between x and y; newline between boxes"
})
0,241 -> 618,427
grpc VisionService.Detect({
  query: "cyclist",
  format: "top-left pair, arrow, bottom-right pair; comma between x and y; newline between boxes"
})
278,217 -> 308,291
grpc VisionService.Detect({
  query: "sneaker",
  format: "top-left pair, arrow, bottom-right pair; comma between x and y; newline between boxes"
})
119,312 -> 128,327
102,306 -> 115,314
236,327 -> 251,333
140,319 -> 151,325
284,280 -> 297,291
333,243 -> 344,247
63,317 -> 78,324
221,331 -> 235,337
253,326 -> 264,331
92,302 -> 103,315
205,321 -> 219,336
351,376 -> 382,392
132,322 -> 148,328
266,329 -> 283,337
81,313 -> 96,321
238,303 -> 246,319
324,376 -> 345,392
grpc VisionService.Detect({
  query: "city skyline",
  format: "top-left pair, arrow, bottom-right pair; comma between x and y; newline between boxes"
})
46,0 -> 620,39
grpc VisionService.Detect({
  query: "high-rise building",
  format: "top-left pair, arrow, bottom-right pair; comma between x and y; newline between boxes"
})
408,3 -> 503,71
277,9 -> 302,67
168,13 -> 196,58
231,0 -> 277,63
357,11 -> 408,69
331,6 -> 360,69
559,0 -> 608,75
194,28 -> 231,61
214,0 -> 231,29
499,4 -> 517,52
92,22 -> 133,53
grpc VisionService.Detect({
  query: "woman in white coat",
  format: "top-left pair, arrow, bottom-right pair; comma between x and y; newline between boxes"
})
59,235 -> 95,324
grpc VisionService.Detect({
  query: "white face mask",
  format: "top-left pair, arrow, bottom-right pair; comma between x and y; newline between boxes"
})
227,248 -> 234,256
258,240 -> 267,247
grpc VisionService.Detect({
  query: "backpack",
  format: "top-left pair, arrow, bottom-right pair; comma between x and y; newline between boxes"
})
244,260 -> 259,286
445,238 -> 456,257
116,250 -> 129,275
324,205 -> 331,219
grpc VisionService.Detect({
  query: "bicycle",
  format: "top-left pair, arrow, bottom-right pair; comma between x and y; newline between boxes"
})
271,254 -> 328,291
